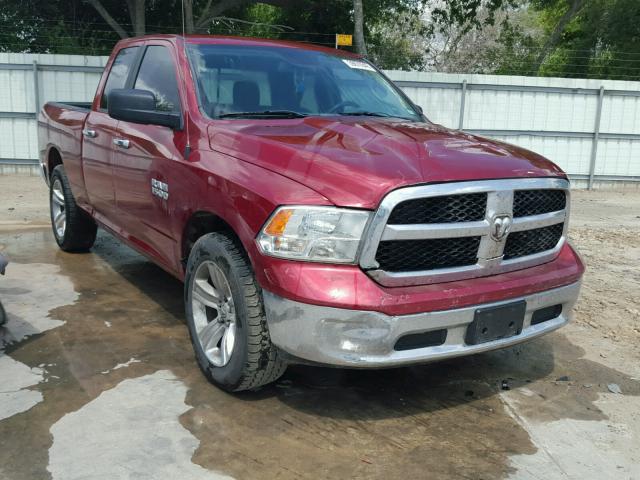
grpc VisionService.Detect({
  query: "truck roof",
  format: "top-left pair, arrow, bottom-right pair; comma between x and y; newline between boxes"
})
117,34 -> 362,59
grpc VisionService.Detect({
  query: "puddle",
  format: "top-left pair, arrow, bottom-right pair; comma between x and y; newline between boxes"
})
0,262 -> 77,345
0,261 -> 79,423
48,370 -> 231,480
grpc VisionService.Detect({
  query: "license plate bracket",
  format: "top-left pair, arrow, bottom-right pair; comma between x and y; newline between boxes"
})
465,300 -> 526,345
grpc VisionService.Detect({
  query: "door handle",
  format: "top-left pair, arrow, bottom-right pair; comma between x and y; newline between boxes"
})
82,129 -> 96,138
113,138 -> 130,149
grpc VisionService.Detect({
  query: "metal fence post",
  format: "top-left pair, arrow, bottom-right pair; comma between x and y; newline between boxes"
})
32,60 -> 40,116
588,86 -> 605,190
458,80 -> 467,130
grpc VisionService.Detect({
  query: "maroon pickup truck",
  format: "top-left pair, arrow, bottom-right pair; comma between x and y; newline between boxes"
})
38,35 -> 584,392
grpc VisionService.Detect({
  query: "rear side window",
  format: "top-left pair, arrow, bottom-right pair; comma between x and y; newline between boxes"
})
134,46 -> 181,112
100,47 -> 139,109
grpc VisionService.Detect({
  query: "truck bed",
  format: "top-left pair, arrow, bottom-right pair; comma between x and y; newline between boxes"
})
38,101 -> 91,200
46,101 -> 93,112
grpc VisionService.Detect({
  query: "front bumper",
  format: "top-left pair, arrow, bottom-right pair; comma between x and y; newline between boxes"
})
263,281 -> 581,367
40,161 -> 49,186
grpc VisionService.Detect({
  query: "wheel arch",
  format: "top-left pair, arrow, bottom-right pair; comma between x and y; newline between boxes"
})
181,211 -> 246,270
47,146 -> 63,180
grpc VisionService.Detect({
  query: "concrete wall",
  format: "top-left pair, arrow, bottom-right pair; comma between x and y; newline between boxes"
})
1,53 -> 639,187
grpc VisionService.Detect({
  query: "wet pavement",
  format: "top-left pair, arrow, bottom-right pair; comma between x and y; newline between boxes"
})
0,181 -> 639,479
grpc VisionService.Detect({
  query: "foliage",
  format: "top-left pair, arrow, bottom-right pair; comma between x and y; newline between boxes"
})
0,0 -> 514,69
488,0 -> 640,80
4,0 -> 638,80
543,0 -> 640,79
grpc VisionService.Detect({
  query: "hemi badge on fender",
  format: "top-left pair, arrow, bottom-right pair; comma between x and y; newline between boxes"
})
151,178 -> 169,200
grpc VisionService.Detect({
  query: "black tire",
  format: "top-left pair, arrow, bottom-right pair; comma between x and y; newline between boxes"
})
50,165 -> 97,252
184,233 -> 286,392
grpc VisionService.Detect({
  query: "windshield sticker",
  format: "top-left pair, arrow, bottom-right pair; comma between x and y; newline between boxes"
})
342,59 -> 376,71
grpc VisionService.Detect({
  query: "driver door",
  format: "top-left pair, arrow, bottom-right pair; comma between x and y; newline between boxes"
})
83,46 -> 140,220
112,43 -> 184,271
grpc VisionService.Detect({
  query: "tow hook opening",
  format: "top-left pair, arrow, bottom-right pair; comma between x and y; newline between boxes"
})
394,329 -> 447,351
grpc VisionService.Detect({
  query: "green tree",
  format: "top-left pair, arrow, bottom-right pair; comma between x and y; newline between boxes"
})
491,0 -> 640,79
0,0 -> 519,72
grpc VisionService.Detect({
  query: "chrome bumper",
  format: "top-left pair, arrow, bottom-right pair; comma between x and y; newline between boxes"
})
263,281 -> 581,367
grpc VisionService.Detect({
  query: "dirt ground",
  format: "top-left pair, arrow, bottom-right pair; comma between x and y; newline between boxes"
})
0,176 -> 638,480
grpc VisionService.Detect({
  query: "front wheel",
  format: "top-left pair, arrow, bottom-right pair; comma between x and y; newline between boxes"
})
184,233 -> 286,392
50,166 -> 97,252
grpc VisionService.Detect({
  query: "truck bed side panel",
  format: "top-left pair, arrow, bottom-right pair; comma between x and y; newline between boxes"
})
39,102 -> 90,207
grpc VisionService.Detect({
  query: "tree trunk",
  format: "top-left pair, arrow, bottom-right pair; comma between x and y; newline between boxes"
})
133,0 -> 146,36
353,0 -> 367,55
87,0 -> 129,39
184,0 -> 195,34
123,0 -> 145,36
534,0 -> 584,73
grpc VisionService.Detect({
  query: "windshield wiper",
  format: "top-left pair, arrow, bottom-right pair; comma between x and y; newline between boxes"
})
218,110 -> 307,119
337,111 -> 417,121
336,111 -> 393,118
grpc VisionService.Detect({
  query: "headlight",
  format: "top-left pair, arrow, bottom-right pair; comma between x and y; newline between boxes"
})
257,206 -> 371,263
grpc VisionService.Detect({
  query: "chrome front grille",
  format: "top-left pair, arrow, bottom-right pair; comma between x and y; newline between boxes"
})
388,192 -> 487,224
376,236 -> 481,272
503,222 -> 564,260
359,178 -> 570,287
513,189 -> 566,217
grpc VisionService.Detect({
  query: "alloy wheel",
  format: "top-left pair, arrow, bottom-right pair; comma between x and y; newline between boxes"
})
191,260 -> 237,367
51,178 -> 66,239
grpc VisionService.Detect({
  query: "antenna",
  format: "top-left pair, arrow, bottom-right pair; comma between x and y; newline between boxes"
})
181,0 -> 192,159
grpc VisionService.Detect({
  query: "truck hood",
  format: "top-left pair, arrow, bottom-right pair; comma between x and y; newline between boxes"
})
208,117 -> 565,209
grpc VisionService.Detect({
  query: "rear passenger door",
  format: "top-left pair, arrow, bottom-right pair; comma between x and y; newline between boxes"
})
112,43 -> 184,271
83,46 -> 140,220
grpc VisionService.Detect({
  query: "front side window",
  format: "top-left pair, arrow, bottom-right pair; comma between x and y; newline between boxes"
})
187,44 -> 421,121
134,46 -> 181,112
100,46 -> 139,109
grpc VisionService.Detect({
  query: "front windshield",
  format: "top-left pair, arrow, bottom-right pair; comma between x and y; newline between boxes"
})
187,43 -> 422,121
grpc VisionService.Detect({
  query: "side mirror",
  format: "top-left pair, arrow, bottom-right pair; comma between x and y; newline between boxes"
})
108,89 -> 182,130
413,104 -> 424,115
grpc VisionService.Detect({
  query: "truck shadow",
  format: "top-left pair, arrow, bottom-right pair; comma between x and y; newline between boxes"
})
253,339 -> 557,420
91,233 -> 185,322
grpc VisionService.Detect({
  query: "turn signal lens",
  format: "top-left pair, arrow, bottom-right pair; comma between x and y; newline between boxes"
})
264,209 -> 294,236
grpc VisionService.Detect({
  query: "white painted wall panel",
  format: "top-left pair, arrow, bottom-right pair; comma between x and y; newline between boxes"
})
596,139 -> 640,176
39,70 -> 102,105
1,57 -> 639,181
485,135 -> 594,175
601,95 -> 640,135
386,70 -> 640,179
399,86 -> 460,127
0,119 -> 38,160
479,90 -> 597,133
0,53 -> 107,161
0,70 -> 32,112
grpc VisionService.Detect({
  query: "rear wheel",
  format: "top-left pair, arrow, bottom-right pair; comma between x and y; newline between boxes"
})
184,233 -> 286,392
50,166 -> 97,252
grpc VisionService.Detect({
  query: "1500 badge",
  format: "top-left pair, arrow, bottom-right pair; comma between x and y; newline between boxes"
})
151,178 -> 169,200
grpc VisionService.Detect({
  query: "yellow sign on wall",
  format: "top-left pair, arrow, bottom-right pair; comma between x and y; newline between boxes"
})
336,34 -> 353,47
